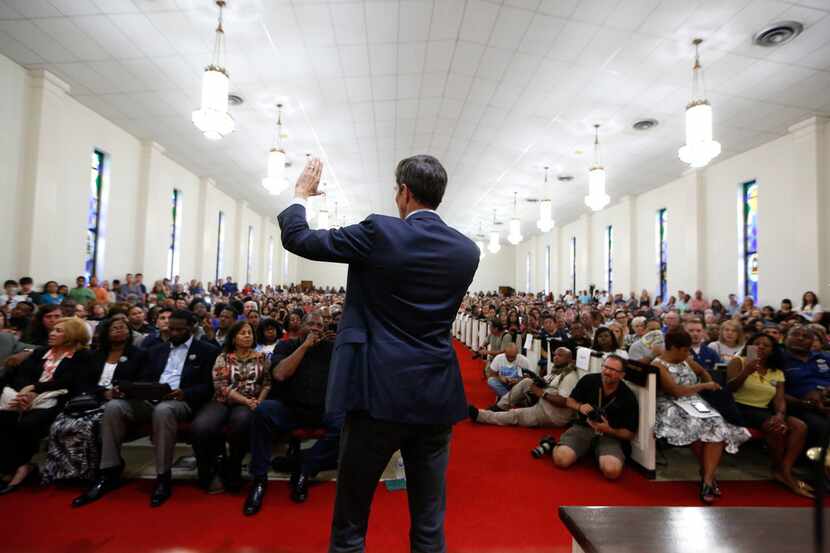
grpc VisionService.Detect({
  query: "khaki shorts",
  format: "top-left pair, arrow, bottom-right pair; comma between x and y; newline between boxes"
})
557,424 -> 625,464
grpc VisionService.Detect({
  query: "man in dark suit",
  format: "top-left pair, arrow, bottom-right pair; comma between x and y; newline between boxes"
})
73,310 -> 219,508
278,155 -> 479,553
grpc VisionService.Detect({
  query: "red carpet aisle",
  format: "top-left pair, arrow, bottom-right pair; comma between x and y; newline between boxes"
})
0,340 -> 815,553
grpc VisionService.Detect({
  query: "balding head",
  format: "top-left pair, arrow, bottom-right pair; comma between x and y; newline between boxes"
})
504,342 -> 519,361
553,347 -> 572,368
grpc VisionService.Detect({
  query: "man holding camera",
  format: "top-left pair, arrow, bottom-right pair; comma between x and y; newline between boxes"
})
243,312 -> 343,515
553,355 -> 638,480
470,347 -> 578,427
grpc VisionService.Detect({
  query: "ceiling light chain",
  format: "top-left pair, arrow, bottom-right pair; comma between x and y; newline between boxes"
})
508,191 -> 523,245
678,38 -> 722,168
584,124 -> 610,211
488,209 -> 501,254
191,0 -> 235,140
537,165 -> 555,232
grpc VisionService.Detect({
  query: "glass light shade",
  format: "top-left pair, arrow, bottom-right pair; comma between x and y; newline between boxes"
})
536,199 -> 554,232
488,231 -> 501,254
678,101 -> 721,168
475,239 -> 486,260
584,166 -> 610,211
507,218 -> 523,245
192,68 -> 234,140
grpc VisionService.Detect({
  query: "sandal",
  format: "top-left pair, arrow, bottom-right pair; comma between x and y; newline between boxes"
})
773,472 -> 815,498
699,481 -> 717,504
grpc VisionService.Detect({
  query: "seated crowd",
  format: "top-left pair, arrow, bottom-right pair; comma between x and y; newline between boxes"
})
1,275 -> 829,510
0,273 -> 346,516
463,287 -> 830,503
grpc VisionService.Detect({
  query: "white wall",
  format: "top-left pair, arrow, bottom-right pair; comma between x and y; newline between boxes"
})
470,243 -> 516,293
0,55 -> 278,288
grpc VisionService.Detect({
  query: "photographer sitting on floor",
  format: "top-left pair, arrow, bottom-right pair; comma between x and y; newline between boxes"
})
485,343 -> 529,400
468,347 -> 578,427
552,354 -> 638,480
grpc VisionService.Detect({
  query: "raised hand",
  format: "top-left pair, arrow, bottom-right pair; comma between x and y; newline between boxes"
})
295,157 -> 324,200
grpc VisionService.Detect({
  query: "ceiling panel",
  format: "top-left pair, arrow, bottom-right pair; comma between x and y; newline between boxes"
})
0,0 -> 827,231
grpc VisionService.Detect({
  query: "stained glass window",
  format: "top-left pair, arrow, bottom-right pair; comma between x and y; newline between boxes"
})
569,237 -> 576,293
85,150 -> 105,279
166,189 -> 182,279
267,236 -> 274,286
544,245 -> 551,296
656,208 -> 668,300
605,225 -> 613,293
743,180 -> 758,302
215,211 -> 225,281
246,225 -> 255,283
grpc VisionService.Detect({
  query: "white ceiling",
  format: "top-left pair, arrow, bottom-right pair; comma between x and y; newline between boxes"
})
2,0 -> 830,237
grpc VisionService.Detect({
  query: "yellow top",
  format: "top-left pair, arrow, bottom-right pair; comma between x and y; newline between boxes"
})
733,357 -> 785,409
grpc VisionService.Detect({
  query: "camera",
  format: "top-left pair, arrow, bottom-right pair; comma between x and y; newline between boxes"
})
531,435 -> 556,459
586,407 -> 606,423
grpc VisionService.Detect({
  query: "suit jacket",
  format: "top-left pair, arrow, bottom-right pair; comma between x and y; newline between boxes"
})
278,203 -> 479,425
139,338 -> 220,411
0,347 -> 93,396
75,345 -> 145,398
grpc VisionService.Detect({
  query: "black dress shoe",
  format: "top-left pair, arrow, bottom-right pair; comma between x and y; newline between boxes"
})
0,464 -> 40,496
150,477 -> 172,507
72,476 -> 119,507
243,480 -> 267,516
290,472 -> 309,503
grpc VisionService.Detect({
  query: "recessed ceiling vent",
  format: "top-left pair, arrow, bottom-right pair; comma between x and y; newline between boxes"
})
633,118 -> 659,131
228,94 -> 244,106
557,175 -> 574,182
753,21 -> 803,47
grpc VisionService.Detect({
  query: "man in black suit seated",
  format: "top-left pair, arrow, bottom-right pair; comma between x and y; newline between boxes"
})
244,312 -> 342,515
73,310 -> 219,508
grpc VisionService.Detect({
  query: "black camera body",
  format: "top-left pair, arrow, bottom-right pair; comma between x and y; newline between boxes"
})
586,407 -> 607,423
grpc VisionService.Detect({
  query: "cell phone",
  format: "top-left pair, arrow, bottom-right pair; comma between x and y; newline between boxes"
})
691,401 -> 711,413
746,345 -> 758,362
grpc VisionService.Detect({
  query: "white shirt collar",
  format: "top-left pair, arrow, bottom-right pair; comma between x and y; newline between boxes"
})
405,208 -> 440,220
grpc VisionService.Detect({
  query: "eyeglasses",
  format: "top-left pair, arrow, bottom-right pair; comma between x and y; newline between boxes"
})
602,364 -> 625,374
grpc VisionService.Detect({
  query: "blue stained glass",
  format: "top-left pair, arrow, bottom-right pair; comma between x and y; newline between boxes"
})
658,209 -> 668,300
85,151 -> 104,280
743,181 -> 758,302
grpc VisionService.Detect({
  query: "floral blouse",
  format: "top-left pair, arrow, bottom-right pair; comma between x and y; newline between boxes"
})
212,351 -> 271,402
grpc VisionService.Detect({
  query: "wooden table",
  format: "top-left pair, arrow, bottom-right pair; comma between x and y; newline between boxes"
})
559,506 -> 821,553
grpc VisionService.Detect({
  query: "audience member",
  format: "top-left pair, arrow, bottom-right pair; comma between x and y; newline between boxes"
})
485,343 -> 529,399
552,355 -> 638,480
708,320 -> 744,363
652,331 -> 750,503
726,333 -> 810,497
0,318 -> 92,494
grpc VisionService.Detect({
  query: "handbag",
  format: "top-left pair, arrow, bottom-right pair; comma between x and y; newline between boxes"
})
63,393 -> 102,417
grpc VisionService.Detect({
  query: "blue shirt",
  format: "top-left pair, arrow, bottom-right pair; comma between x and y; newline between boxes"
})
782,350 -> 830,398
691,344 -> 722,372
159,336 -> 193,390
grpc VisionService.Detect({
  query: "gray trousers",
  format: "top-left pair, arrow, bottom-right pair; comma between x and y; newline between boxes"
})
477,379 -> 574,428
100,399 -> 192,475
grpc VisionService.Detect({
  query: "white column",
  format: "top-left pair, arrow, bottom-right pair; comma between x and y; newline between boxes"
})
617,195 -> 636,296
134,141 -> 169,281
578,213 -> 592,291
20,70 -> 72,281
234,200 -> 246,282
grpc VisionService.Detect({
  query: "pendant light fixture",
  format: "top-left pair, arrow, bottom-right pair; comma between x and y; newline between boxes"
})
262,103 -> 287,195
536,166 -> 554,232
678,38 -> 721,168
475,221 -> 486,260
584,124 -> 610,212
192,0 -> 234,140
507,192 -> 523,245
488,209 -> 501,254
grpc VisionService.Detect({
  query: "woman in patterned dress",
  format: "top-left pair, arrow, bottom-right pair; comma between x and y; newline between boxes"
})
42,316 -> 142,484
652,330 -> 751,503
191,321 -> 271,493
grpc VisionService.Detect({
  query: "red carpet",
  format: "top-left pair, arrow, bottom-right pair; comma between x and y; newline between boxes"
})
0,340 -> 815,553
